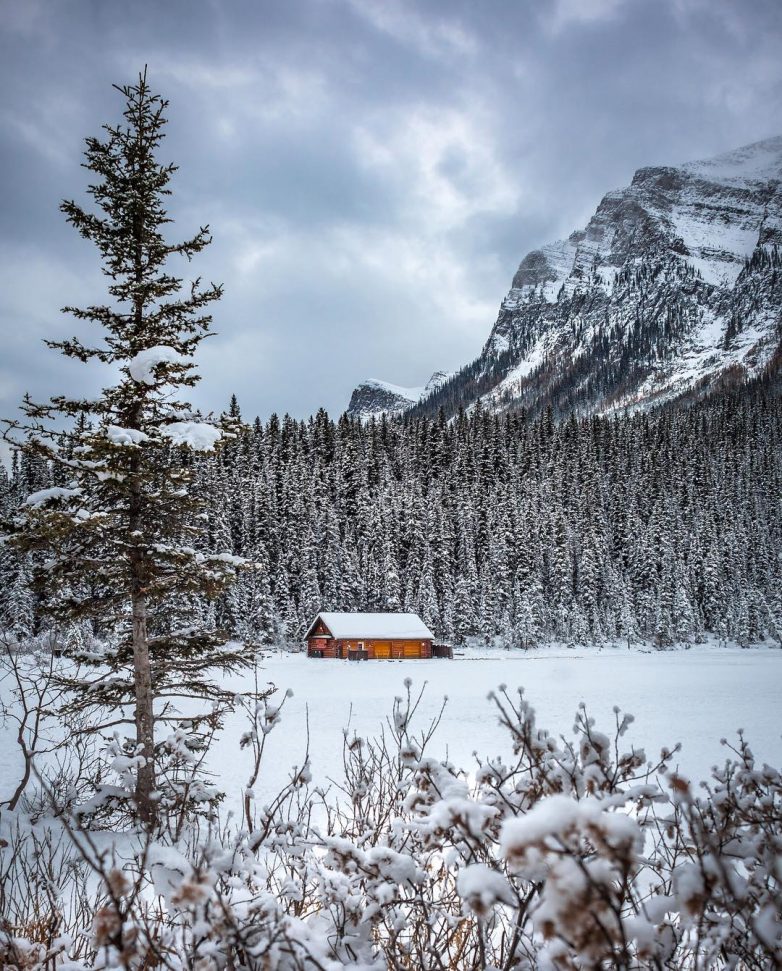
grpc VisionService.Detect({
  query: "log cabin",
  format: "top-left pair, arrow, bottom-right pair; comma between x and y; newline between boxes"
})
305,612 -> 435,660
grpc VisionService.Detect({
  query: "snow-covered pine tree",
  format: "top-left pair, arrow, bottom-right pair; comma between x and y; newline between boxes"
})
2,71 -> 253,827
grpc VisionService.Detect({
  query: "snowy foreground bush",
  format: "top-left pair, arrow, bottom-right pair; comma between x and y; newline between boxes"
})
2,678 -> 781,970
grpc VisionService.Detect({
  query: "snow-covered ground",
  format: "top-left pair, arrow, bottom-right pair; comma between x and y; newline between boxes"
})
209,645 -> 782,816
1,645 -> 780,817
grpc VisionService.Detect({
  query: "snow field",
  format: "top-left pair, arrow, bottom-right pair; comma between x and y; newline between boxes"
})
208,645 -> 782,818
1,644 -> 780,816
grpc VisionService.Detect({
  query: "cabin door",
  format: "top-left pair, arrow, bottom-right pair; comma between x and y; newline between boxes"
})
373,640 -> 391,659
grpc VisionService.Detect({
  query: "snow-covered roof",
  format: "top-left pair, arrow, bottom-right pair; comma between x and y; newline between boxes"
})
307,612 -> 435,640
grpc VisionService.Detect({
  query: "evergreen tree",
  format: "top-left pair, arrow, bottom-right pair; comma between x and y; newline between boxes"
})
2,72 -> 252,827
0,548 -> 35,638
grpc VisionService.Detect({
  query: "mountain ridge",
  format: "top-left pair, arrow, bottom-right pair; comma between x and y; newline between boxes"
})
347,371 -> 450,421
353,136 -> 782,421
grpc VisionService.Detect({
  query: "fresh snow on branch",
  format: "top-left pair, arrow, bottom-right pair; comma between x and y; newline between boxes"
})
24,486 -> 82,507
456,863 -> 515,915
105,425 -> 150,446
127,345 -> 187,385
162,421 -> 222,452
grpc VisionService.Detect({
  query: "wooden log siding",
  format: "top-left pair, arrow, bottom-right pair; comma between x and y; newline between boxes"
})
308,636 -> 337,659
308,638 -> 433,659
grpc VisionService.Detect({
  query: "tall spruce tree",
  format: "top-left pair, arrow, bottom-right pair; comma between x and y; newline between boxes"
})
2,71 -> 252,827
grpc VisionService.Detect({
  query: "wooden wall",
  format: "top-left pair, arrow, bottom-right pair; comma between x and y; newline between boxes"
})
307,636 -> 338,658
307,637 -> 433,659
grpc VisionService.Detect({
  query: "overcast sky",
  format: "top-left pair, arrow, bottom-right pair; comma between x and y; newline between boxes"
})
1,0 -> 781,426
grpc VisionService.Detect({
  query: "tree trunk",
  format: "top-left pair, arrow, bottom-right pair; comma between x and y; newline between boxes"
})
128,121 -> 156,827
131,578 -> 156,827
129,436 -> 156,827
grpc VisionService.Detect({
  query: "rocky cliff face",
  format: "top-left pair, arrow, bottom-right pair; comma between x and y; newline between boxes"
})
347,371 -> 450,420
412,136 -> 782,418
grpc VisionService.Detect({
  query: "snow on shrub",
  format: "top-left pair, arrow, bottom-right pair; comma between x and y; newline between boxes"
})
456,863 -> 514,916
500,794 -> 642,877
2,678 -> 781,969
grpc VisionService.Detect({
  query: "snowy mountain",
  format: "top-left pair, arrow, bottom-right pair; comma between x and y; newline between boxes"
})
347,371 -> 450,420
412,136 -> 782,418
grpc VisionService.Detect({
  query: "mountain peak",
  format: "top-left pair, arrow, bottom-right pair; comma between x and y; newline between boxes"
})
412,136 -> 782,420
346,371 -> 451,420
679,135 -> 782,185
345,137 -> 782,423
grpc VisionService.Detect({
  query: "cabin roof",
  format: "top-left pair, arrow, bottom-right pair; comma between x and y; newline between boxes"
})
306,611 -> 435,640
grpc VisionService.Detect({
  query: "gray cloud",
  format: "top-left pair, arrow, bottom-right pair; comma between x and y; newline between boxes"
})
1,0 -> 781,426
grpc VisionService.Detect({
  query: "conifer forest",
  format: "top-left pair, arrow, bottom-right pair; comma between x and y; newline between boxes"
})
4,383 -> 781,650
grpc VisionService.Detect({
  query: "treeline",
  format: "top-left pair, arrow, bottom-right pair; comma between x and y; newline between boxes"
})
2,383 -> 781,649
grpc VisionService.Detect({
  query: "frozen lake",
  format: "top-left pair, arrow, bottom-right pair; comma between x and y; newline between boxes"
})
1,645 -> 781,816
209,645 -> 782,814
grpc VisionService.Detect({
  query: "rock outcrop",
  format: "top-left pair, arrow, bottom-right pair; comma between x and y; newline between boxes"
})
347,371 -> 450,420
413,136 -> 782,418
